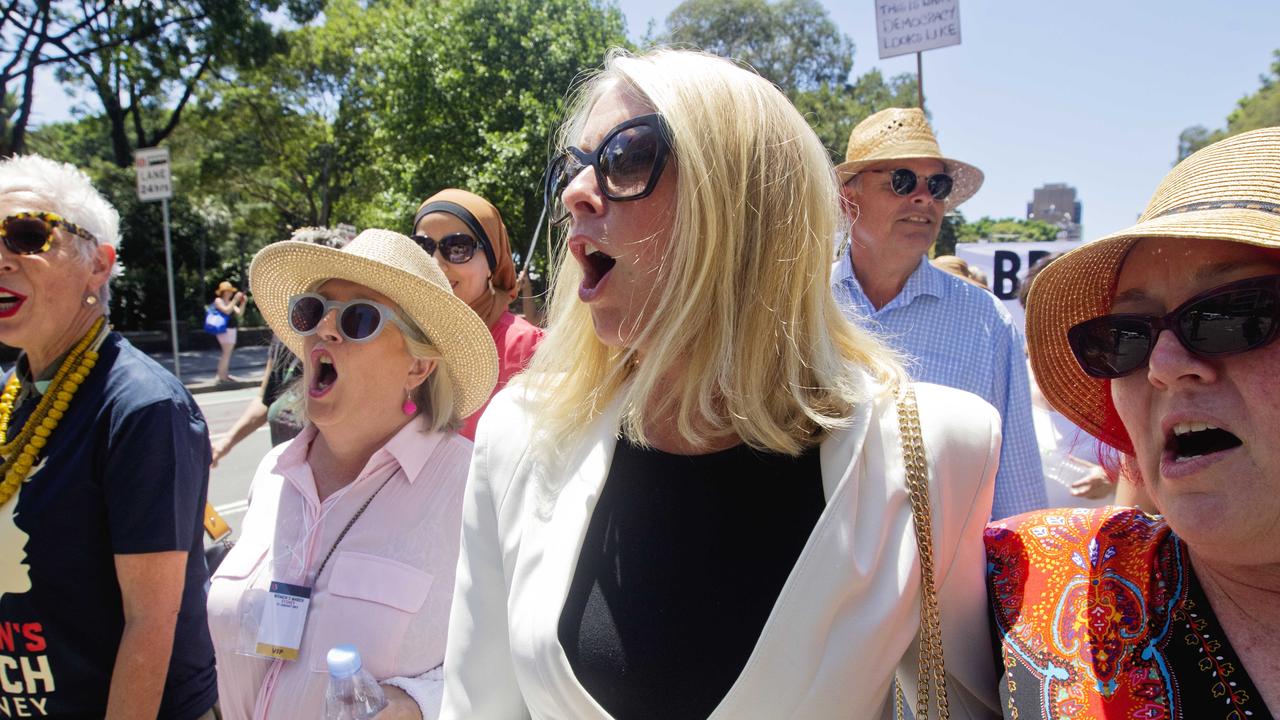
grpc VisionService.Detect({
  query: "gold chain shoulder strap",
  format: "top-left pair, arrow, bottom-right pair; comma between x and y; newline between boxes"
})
894,385 -> 950,720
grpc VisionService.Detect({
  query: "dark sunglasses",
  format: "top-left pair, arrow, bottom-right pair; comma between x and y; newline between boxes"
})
1067,274 -> 1280,379
410,233 -> 481,265
867,168 -> 954,201
287,293 -> 415,343
2,212 -> 98,255
545,113 -> 673,225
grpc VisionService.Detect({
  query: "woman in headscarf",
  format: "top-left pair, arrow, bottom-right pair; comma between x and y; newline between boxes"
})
412,189 -> 542,440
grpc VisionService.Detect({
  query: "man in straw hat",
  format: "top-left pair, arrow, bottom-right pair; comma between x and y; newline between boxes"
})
831,107 -> 1045,519
987,126 -> 1280,718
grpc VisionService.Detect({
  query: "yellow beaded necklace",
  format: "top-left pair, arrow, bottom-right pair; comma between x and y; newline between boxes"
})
0,316 -> 108,508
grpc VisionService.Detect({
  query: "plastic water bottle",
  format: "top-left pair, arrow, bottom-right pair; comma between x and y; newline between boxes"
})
323,644 -> 389,719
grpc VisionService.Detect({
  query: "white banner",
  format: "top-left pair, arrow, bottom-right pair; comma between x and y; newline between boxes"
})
953,240 -> 1083,329
875,0 -> 962,60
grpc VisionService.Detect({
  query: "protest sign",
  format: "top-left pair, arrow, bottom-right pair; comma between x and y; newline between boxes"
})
875,0 -> 962,59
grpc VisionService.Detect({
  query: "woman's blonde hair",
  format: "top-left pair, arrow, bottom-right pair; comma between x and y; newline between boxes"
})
524,48 -> 904,455
402,328 -> 460,434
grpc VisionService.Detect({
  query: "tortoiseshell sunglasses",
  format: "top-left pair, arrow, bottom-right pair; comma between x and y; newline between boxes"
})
1,212 -> 98,255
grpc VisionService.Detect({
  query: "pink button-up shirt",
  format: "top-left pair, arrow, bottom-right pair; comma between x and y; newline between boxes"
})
207,422 -> 471,719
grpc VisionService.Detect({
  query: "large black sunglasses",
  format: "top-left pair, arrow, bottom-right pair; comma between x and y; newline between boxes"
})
544,113 -> 673,225
2,212 -> 97,255
865,168 -> 954,201
1067,274 -> 1280,379
410,233 -> 481,265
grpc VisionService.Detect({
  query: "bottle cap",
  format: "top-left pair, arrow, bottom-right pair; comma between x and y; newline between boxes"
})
326,644 -> 363,679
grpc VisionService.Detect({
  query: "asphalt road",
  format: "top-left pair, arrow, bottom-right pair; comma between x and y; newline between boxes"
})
197,386 -> 273,543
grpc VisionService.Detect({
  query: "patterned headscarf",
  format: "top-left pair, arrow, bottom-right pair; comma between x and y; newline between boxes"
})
413,189 -> 518,329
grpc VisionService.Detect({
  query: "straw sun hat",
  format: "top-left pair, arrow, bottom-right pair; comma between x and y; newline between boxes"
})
1026,126 -> 1280,454
249,228 -> 499,418
834,107 -> 984,210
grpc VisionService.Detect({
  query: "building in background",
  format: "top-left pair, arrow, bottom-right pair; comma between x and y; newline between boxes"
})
1027,183 -> 1082,241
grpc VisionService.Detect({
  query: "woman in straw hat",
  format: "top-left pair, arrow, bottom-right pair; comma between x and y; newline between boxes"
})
206,229 -> 498,720
211,279 -> 248,384
411,189 -> 543,441
440,48 -> 1003,720
986,127 -> 1280,718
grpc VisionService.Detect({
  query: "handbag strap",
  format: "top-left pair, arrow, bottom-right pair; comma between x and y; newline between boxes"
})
894,385 -> 950,720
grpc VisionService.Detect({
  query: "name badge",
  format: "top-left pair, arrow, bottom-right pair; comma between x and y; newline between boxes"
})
253,581 -> 312,661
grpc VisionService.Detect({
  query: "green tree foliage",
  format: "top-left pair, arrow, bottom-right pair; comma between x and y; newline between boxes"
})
953,215 -> 1063,245
933,211 -> 1062,258
651,0 -> 917,163
932,210 -> 964,257
184,0 -> 376,243
654,0 -> 852,94
47,0 -> 295,166
792,69 -> 918,163
1178,49 -> 1280,161
361,0 -> 629,264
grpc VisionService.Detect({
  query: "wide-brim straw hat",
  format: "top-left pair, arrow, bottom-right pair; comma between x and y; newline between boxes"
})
834,107 -> 984,210
1026,126 -> 1280,454
249,228 -> 499,418
216,281 -> 238,294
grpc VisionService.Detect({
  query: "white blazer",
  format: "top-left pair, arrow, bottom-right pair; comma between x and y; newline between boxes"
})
441,379 -> 1002,720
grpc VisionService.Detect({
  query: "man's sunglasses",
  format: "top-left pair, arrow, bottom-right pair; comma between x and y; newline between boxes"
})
1067,274 -> 1280,379
545,113 -> 672,225
410,233 -> 481,265
288,293 -> 416,344
866,168 -> 954,201
2,212 -> 98,255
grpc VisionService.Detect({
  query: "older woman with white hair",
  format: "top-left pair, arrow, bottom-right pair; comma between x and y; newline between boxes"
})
440,49 -> 1003,720
207,229 -> 497,719
0,154 -> 217,718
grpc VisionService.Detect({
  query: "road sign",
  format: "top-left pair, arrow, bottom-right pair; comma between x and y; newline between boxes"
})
875,0 -> 962,59
134,146 -> 182,378
135,146 -> 173,202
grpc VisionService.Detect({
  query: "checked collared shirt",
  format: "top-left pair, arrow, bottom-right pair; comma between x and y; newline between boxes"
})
833,252 -> 1047,520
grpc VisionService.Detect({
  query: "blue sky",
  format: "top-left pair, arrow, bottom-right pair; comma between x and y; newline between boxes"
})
31,1 -> 1280,239
616,0 -> 1280,239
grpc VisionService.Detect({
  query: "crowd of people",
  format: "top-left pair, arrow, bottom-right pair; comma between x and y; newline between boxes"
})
0,45 -> 1276,720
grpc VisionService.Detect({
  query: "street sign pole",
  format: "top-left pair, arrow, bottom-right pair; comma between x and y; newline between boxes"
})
917,51 -> 924,109
161,197 -> 181,380
134,146 -> 180,381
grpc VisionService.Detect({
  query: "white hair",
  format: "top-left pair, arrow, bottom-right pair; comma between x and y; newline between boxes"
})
0,154 -> 120,250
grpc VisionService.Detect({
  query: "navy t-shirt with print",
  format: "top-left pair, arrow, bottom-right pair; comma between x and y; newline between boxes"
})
0,333 -> 216,719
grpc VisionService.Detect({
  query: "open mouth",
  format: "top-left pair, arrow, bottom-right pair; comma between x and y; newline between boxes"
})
581,249 -> 617,291
310,350 -> 338,397
1166,422 -> 1242,463
0,287 -> 28,318
899,215 -> 934,225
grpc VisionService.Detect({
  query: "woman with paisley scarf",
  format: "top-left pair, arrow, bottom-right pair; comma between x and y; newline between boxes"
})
412,189 -> 542,440
988,128 -> 1280,719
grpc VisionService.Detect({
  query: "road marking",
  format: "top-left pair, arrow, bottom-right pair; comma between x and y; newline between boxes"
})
198,390 -> 262,407
215,499 -> 250,515
209,426 -> 270,442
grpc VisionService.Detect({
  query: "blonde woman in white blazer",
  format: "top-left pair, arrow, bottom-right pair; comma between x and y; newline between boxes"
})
440,48 -> 1003,720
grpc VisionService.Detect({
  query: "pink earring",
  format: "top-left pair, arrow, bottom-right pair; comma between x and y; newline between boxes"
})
401,391 -> 418,416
